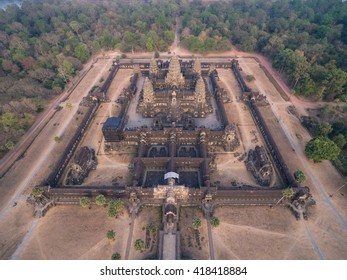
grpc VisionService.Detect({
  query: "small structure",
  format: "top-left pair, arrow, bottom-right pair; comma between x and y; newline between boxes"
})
246,146 -> 272,186
102,117 -> 122,142
66,146 -> 97,185
164,172 -> 179,186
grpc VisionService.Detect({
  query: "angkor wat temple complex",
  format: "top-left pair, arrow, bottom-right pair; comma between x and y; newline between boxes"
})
40,55 -> 315,227
102,55 -> 239,189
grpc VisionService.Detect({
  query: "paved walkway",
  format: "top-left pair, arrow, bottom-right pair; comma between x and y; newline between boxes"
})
206,215 -> 215,260
124,212 -> 136,259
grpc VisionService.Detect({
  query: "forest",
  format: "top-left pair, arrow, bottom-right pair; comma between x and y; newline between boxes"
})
0,0 -> 346,172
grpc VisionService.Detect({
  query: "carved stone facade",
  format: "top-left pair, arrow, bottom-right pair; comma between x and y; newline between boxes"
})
66,146 -> 97,185
102,55 -> 240,189
165,56 -> 184,86
137,55 -> 213,122
246,146 -> 273,186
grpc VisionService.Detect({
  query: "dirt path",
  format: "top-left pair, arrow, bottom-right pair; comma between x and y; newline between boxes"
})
10,218 -> 39,260
302,220 -> 325,260
170,17 -> 181,53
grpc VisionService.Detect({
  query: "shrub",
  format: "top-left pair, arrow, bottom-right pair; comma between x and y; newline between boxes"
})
294,170 -> 306,183
80,196 -> 91,208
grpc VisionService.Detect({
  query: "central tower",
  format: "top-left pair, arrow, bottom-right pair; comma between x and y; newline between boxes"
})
165,55 -> 184,87
137,55 -> 213,122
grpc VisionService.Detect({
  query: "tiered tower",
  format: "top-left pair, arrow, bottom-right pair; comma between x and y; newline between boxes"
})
143,77 -> 154,104
165,55 -> 184,87
149,58 -> 159,78
194,77 -> 209,117
195,77 -> 206,104
192,58 -> 202,76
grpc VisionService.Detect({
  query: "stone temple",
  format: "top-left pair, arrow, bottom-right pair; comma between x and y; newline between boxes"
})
101,55 -> 239,189
137,56 -> 213,124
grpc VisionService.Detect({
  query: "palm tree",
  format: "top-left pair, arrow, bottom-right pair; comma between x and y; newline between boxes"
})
294,170 -> 306,183
134,239 -> 145,253
192,217 -> 202,230
106,230 -> 116,240
146,223 -> 157,235
210,216 -> 220,228
275,187 -> 295,206
111,253 -> 121,260
95,194 -> 106,206
107,199 -> 124,218
32,186 -> 44,198
80,196 -> 91,208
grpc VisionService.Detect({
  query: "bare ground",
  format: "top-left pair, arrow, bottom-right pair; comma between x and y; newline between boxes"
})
212,205 -> 347,260
179,206 -> 210,260
18,205 -> 130,260
212,206 -> 319,260
129,206 -> 161,260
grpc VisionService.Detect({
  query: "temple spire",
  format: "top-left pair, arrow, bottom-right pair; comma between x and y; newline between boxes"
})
195,77 -> 206,103
143,77 -> 154,103
165,55 -> 184,87
193,58 -> 201,76
149,58 -> 158,77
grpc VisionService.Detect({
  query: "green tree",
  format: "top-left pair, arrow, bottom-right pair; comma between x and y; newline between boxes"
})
192,217 -> 202,230
111,253 -> 121,260
5,140 -> 15,150
0,112 -> 19,129
275,187 -> 295,206
107,207 -> 117,218
305,136 -> 341,162
106,230 -> 116,240
322,63 -> 347,101
314,122 -> 333,137
95,194 -> 106,206
210,216 -> 220,228
124,31 -> 137,52
74,43 -> 90,63
54,136 -> 62,143
246,75 -> 255,82
134,239 -> 145,253
146,223 -> 157,235
80,196 -> 91,208
333,134 -> 346,149
32,186 -> 44,198
294,170 -> 306,183
58,59 -> 75,83
164,30 -> 175,45
107,199 -> 124,218
69,21 -> 81,36
289,50 -> 310,89
146,37 -> 155,52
